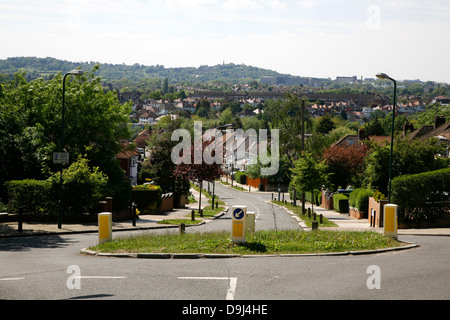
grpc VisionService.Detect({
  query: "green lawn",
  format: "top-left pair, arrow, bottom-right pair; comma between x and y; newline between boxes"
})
89,229 -> 402,255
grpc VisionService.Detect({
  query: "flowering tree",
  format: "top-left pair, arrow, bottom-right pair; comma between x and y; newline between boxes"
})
172,137 -> 223,212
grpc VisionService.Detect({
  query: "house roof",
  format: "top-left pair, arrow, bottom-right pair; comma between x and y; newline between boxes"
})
116,149 -> 139,160
417,120 -> 450,142
116,143 -> 139,160
407,126 -> 434,140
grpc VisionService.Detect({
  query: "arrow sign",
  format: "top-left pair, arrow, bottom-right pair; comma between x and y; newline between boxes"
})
233,208 -> 245,220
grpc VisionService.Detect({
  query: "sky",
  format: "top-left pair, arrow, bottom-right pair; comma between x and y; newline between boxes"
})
1,0 -> 450,83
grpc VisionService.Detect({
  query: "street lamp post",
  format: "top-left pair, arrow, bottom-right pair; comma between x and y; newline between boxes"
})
376,73 -> 397,204
58,69 -> 84,229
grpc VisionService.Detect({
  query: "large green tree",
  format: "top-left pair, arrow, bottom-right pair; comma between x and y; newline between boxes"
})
290,152 -> 331,213
363,137 -> 449,195
0,66 -> 132,206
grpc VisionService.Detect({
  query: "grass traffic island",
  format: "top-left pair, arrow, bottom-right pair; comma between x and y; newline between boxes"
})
271,200 -> 338,228
87,229 -> 407,257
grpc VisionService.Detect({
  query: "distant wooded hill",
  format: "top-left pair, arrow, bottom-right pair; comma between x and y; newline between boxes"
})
0,56 -> 315,85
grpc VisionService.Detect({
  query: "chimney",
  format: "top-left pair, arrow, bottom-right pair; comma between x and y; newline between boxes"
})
403,123 -> 414,136
434,116 -> 446,129
358,127 -> 366,141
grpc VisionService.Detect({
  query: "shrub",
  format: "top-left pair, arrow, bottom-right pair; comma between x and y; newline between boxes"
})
333,193 -> 349,213
48,158 -> 108,216
6,179 -> 54,215
131,184 -> 162,214
235,171 -> 247,185
305,191 -> 321,206
391,168 -> 450,225
349,188 -> 374,214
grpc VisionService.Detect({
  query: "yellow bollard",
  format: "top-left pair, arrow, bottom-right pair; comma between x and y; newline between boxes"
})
231,205 -> 246,244
383,204 -> 398,239
98,212 -> 112,244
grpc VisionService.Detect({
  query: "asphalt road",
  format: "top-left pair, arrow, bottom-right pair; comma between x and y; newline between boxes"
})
0,183 -> 449,303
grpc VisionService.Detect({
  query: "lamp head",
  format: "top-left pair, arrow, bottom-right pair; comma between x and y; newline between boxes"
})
67,69 -> 84,76
376,73 -> 389,80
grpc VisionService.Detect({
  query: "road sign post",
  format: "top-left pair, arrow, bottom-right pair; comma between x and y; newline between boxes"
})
231,205 -> 247,244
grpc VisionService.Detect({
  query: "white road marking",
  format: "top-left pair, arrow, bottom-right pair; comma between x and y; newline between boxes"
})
178,277 -> 238,300
0,277 -> 24,281
75,276 -> 126,279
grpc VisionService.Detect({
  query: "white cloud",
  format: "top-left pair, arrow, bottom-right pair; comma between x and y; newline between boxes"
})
295,0 -> 319,9
222,0 -> 261,10
165,0 -> 219,8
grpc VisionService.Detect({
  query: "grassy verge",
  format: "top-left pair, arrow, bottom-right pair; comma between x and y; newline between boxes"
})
272,200 -> 338,228
89,230 -> 402,255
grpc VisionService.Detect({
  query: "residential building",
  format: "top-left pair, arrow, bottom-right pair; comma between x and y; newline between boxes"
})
116,143 -> 140,186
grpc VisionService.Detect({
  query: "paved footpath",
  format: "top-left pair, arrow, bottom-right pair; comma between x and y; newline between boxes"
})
1,183 -> 449,238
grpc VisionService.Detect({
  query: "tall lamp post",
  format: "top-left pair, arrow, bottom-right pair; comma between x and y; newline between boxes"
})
58,69 -> 84,229
376,73 -> 397,204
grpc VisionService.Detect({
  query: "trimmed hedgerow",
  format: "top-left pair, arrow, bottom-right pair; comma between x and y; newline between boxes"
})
391,168 -> 450,225
333,193 -> 349,213
348,188 -> 374,214
234,171 -> 247,185
6,179 -> 54,215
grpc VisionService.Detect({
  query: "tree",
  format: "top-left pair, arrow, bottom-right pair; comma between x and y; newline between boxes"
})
316,113 -> 336,134
363,137 -> 448,194
162,77 -> 169,94
143,130 -> 190,195
48,157 -> 108,215
0,67 -> 132,209
172,136 -> 223,212
266,93 -> 309,168
290,152 -> 331,214
323,144 -> 369,189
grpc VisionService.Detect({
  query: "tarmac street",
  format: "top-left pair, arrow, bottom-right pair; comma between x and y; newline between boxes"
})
0,180 -> 449,301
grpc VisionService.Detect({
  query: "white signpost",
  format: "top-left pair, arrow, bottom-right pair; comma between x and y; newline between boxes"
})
53,152 -> 69,164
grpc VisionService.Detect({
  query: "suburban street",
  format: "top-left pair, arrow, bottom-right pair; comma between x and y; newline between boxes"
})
1,183 -> 449,303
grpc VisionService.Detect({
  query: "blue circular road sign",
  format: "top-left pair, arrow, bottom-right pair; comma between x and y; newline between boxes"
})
233,208 -> 245,220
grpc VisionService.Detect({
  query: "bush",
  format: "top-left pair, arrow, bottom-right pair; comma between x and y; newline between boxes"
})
288,184 -> 321,206
391,168 -> 450,225
349,188 -> 374,214
48,158 -> 108,216
235,171 -> 247,185
6,158 -> 109,217
131,184 -> 162,214
333,193 -> 349,213
6,179 -> 54,215
305,191 -> 321,206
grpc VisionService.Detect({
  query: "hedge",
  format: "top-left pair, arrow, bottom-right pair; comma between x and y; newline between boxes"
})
305,191 -> 321,206
391,168 -> 450,224
131,184 -> 162,214
5,158 -> 110,217
348,188 -> 374,214
288,183 -> 321,206
5,180 -> 55,215
234,171 -> 247,185
333,193 -> 349,213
